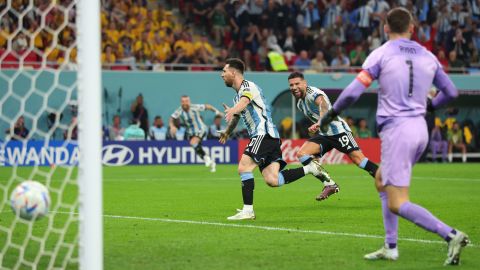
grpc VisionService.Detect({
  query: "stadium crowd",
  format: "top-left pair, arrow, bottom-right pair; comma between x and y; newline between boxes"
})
1,0 -> 480,72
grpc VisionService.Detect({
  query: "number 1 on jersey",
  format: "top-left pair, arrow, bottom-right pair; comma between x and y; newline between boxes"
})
405,60 -> 413,97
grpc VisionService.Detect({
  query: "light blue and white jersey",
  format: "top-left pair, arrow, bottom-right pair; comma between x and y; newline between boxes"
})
171,104 -> 207,136
234,80 -> 279,138
149,126 -> 167,140
297,86 -> 351,136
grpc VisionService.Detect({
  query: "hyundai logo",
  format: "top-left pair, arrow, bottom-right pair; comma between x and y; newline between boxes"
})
102,144 -> 134,166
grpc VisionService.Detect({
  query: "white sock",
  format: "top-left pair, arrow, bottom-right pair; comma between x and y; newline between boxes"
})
204,155 -> 211,164
448,153 -> 453,162
303,162 -> 317,175
243,205 -> 253,212
462,154 -> 467,163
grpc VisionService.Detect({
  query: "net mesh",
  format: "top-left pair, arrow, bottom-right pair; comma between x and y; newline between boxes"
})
0,0 -> 80,269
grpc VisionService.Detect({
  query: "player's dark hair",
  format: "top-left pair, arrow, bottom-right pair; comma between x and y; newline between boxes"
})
154,116 -> 162,120
288,72 -> 304,80
181,95 -> 189,98
386,7 -> 413,34
225,58 -> 245,74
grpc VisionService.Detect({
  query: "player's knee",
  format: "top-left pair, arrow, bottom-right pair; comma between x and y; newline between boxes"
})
387,203 -> 400,214
296,149 -> 307,159
265,178 -> 278,187
263,173 -> 279,187
350,152 -> 364,166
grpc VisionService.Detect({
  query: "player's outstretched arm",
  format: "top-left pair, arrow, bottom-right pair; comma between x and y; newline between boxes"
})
319,71 -> 370,131
431,68 -> 459,109
205,104 -> 223,116
332,74 -> 369,114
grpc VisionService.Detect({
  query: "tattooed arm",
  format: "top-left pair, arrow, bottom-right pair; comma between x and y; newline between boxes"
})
219,114 -> 240,144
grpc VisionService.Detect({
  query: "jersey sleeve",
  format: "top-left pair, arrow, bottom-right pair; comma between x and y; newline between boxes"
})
361,48 -> 382,82
239,85 -> 256,101
191,104 -> 206,111
171,107 -> 181,119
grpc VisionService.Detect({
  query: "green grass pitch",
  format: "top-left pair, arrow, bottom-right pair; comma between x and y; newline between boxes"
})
1,163 -> 479,269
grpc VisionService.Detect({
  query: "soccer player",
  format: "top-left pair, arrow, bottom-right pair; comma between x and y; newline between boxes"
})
319,7 -> 469,265
169,95 -> 223,172
219,58 -> 328,220
288,72 -> 379,200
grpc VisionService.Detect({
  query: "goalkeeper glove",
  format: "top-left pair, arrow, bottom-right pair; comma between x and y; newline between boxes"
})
319,109 -> 338,133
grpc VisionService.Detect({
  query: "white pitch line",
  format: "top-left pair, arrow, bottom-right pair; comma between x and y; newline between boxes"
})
102,176 -> 480,182
3,210 -> 477,248
100,213 -> 478,248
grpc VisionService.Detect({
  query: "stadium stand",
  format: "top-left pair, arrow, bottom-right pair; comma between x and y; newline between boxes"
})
1,0 -> 479,73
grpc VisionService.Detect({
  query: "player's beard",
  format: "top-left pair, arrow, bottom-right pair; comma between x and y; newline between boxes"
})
224,80 -> 233,87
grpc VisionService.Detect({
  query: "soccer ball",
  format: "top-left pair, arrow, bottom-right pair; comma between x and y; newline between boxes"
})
10,180 -> 50,220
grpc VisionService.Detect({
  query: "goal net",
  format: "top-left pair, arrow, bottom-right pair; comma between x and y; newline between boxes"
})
0,0 -> 102,269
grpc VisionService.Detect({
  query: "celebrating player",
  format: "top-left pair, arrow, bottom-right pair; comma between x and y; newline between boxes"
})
288,72 -> 379,200
169,95 -> 222,172
319,7 -> 468,265
219,58 -> 329,220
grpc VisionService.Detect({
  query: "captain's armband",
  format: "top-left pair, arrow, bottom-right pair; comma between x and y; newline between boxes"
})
356,70 -> 373,88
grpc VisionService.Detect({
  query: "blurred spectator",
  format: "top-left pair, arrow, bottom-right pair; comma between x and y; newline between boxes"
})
208,2 -> 228,46
124,119 -> 145,141
463,121 -> 475,151
368,28 -> 382,52
302,0 -> 321,30
149,116 -> 168,140
357,2 -> 373,39
294,50 -> 311,70
208,115 -> 226,139
214,48 -> 229,70
330,48 -> 350,70
448,50 -> 465,73
243,24 -> 262,71
448,122 -> 467,163
451,28 -> 470,62
437,50 -> 449,71
193,0 -> 210,33
249,0 -> 264,25
417,20 -> 434,52
296,27 -> 314,53
172,118 -> 186,140
130,93 -> 149,139
267,49 -> 288,71
108,115 -> 125,140
357,118 -> 372,138
231,0 -> 250,39
345,116 -> 358,138
279,117 -> 293,139
263,28 -> 283,54
281,26 -> 297,59
13,32 -> 28,51
101,44 -> 116,69
349,44 -> 367,67
430,124 -> 448,162
194,34 -> 214,64
5,115 -> 29,140
323,0 -> 342,29
64,116 -> 78,141
310,51 -> 328,72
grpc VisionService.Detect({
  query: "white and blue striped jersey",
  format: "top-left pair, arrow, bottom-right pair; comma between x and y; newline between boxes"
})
234,80 -> 279,139
171,104 -> 207,136
297,86 -> 351,136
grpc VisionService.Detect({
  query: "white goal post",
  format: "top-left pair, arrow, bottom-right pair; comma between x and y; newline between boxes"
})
0,0 -> 103,269
76,0 -> 103,269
